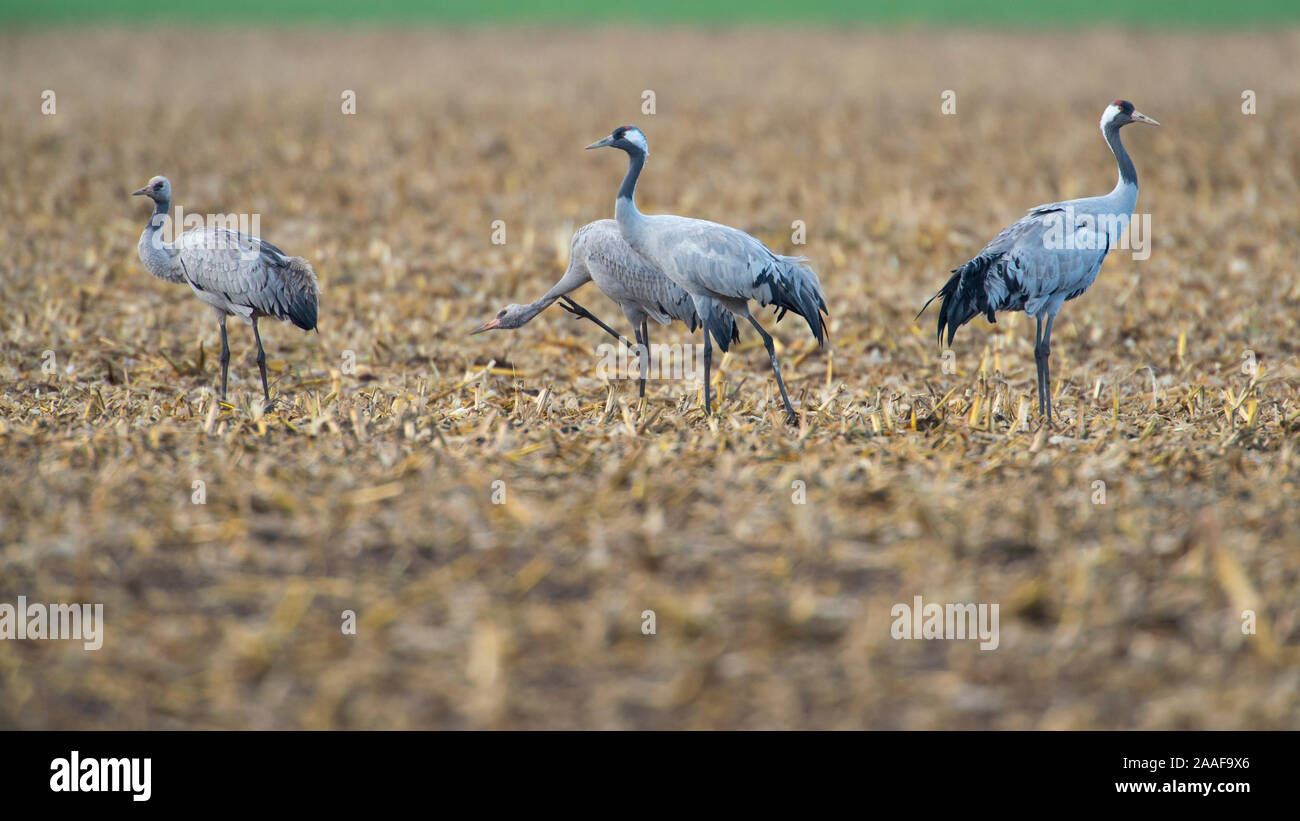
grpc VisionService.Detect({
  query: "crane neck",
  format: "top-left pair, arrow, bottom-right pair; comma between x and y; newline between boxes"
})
1104,123 -> 1137,195
503,254 -> 594,328
146,197 -> 170,231
137,197 -> 185,284
616,149 -> 646,213
539,253 -> 592,304
516,298 -> 554,326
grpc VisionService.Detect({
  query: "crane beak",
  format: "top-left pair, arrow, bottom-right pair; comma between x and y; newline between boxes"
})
131,187 -> 150,196
1132,111 -> 1160,126
470,316 -> 501,335
586,136 -> 614,150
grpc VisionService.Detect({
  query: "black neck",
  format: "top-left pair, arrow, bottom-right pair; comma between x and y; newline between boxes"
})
1105,123 -> 1136,187
149,198 -> 169,226
618,149 -> 645,203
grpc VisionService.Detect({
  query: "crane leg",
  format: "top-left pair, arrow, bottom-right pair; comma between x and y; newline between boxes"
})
218,315 -> 230,401
746,315 -> 797,423
252,317 -> 270,404
1041,314 -> 1056,425
637,320 -> 649,399
1034,314 -> 1054,425
558,297 -> 636,349
702,331 -> 713,415
1033,316 -> 1044,418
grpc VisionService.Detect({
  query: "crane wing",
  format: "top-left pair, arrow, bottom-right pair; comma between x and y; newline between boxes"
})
578,219 -> 740,350
923,202 -> 1112,345
585,234 -> 692,326
639,215 -> 827,345
175,227 -> 319,330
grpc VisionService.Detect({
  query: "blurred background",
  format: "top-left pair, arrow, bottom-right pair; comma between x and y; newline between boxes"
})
1,3 -> 1297,729
3,0 -> 1300,25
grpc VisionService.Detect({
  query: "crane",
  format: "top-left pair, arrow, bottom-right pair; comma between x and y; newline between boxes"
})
472,219 -> 738,401
586,126 -> 827,422
919,100 -> 1159,424
133,176 -> 320,404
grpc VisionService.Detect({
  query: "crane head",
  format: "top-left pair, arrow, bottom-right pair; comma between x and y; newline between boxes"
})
132,175 -> 172,202
472,305 -> 527,334
1102,101 -> 1159,131
586,125 -> 649,156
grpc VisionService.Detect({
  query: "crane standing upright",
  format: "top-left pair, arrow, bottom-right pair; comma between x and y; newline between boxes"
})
919,100 -> 1159,424
586,126 -> 828,422
133,176 -> 320,403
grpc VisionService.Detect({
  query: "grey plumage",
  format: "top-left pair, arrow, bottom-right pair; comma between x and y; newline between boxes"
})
574,219 -> 738,346
920,100 -> 1159,424
473,219 -> 738,399
133,175 -> 320,402
615,214 -> 827,345
169,228 -> 319,331
587,125 -> 828,421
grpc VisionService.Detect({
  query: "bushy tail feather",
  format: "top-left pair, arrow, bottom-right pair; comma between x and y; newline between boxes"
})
918,268 -> 984,347
283,257 -> 321,331
761,256 -> 828,347
701,300 -> 740,353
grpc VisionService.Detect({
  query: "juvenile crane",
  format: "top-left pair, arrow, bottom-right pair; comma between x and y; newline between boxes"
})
133,176 -> 320,403
919,100 -> 1159,424
586,126 -> 827,422
472,219 -> 738,400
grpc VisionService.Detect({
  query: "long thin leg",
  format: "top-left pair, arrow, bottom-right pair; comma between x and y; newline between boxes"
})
558,297 -> 636,350
702,330 -> 713,415
252,317 -> 270,404
1041,313 -> 1056,424
1033,315 -> 1046,421
218,314 -> 230,401
637,320 -> 649,399
745,314 -> 797,422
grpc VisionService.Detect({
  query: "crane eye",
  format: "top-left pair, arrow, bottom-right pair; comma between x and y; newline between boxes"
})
153,182 -> 162,190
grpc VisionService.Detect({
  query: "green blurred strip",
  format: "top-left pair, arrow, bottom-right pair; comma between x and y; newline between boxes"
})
1,0 -> 1298,26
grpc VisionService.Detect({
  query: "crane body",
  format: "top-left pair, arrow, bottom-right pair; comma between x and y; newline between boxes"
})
473,219 -> 737,399
587,126 -> 827,422
134,176 -> 320,403
920,101 -> 1158,423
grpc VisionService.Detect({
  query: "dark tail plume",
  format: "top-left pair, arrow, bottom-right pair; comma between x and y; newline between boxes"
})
761,256 -> 828,347
701,301 -> 740,353
283,257 -> 321,331
918,266 -> 987,347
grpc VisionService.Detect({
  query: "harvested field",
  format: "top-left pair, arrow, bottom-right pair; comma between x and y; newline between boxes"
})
0,27 -> 1298,729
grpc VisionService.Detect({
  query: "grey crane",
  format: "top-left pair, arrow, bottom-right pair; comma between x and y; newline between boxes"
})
132,175 -> 320,403
919,100 -> 1159,424
586,126 -> 828,422
472,219 -> 738,400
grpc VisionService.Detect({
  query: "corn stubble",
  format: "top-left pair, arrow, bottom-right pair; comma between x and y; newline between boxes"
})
0,28 -> 1297,729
